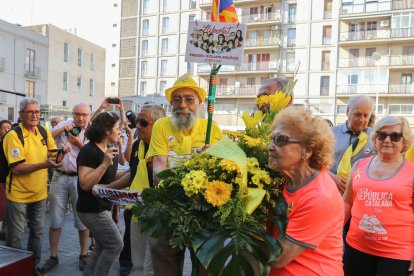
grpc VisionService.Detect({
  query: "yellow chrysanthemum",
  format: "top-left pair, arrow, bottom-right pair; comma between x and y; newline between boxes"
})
204,181 -> 232,207
241,111 -> 264,129
255,95 -> 269,107
223,130 -> 244,140
243,135 -> 265,148
247,157 -> 260,174
219,160 -> 240,173
268,92 -> 292,113
181,170 -> 207,197
252,170 -> 272,188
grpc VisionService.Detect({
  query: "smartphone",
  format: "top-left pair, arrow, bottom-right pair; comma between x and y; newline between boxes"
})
56,148 -> 65,163
107,97 -> 120,104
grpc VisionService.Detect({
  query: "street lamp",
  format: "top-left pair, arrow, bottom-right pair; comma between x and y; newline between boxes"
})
371,51 -> 381,115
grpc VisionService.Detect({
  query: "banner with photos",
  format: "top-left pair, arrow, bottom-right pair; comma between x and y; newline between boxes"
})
185,20 -> 246,66
94,186 -> 142,205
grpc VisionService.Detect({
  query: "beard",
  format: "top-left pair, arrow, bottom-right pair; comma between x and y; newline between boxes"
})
172,109 -> 198,130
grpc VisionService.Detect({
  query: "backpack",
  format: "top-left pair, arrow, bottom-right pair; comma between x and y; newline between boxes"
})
0,125 -> 48,192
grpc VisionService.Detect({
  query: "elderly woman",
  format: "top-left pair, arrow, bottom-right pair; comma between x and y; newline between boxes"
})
268,107 -> 344,275
76,112 -> 128,275
343,116 -> 414,276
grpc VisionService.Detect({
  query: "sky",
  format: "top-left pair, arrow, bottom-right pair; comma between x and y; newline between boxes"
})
0,0 -> 114,47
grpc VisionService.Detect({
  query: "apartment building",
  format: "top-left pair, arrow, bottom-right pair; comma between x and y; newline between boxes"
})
0,19 -> 48,122
118,0 -> 201,112
336,0 -> 414,125
25,24 -> 106,118
119,0 -> 414,127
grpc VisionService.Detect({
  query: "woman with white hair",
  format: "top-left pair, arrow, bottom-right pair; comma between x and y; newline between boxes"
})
343,116 -> 414,276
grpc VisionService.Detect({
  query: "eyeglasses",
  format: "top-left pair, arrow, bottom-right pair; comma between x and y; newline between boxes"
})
21,110 -> 40,116
171,96 -> 196,106
73,113 -> 90,118
271,135 -> 301,147
137,118 -> 154,128
376,131 -> 403,142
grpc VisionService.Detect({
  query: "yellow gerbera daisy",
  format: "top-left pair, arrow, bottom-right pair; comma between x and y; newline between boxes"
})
204,181 -> 232,207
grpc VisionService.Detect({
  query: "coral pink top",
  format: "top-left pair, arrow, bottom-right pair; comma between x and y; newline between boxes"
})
347,156 -> 414,260
270,170 -> 344,276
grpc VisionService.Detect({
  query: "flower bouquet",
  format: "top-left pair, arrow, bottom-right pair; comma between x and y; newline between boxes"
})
133,80 -> 295,275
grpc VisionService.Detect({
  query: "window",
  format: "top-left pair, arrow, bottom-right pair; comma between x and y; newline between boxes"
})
142,40 -> 149,56
320,76 -> 330,96
365,48 -> 376,57
288,4 -> 297,22
162,0 -> 168,12
160,60 -> 168,76
90,53 -> 95,71
247,77 -> 255,87
26,80 -> 35,97
25,49 -> 36,76
374,104 -> 384,115
322,25 -> 332,45
142,19 -> 149,35
113,24 -> 117,27
140,81 -> 147,96
7,107 -> 14,122
389,104 -> 414,115
63,72 -> 68,91
161,38 -> 168,54
189,14 -> 196,22
348,74 -> 358,84
78,48 -> 83,67
143,0 -> 149,14
286,52 -> 295,72
321,51 -> 330,70
402,46 -> 414,64
287,29 -> 296,46
336,105 -> 347,115
141,61 -> 148,76
64,42 -> 69,62
324,0 -> 332,19
89,79 -> 94,96
160,81 -> 167,95
113,3 -> 118,7
401,73 -> 412,93
63,100 -> 67,107
77,76 -> 82,94
187,62 -> 194,75
162,17 -> 169,34
219,78 -> 227,87
189,0 -> 197,9
309,104 -> 332,114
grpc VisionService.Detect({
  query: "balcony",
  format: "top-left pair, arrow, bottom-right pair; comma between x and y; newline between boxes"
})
340,0 -> 413,15
204,85 -> 260,97
239,11 -> 282,24
200,0 -> 260,7
338,57 -> 389,68
388,84 -> 414,94
340,28 -> 414,42
391,27 -> 414,38
24,65 -> 41,78
197,61 -> 279,74
244,37 -> 280,48
287,38 -> 296,47
389,55 -> 414,66
322,37 -> 332,45
336,84 -> 388,94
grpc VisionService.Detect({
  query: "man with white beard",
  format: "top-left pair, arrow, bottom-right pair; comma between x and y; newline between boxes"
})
146,73 -> 222,276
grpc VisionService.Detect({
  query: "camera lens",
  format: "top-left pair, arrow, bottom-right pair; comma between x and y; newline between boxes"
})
125,110 -> 136,128
70,126 -> 81,136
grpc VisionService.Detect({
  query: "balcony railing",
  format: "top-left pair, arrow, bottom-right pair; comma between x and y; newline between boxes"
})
198,61 -> 279,73
340,1 -> 392,15
321,62 -> 330,71
205,85 -> 261,97
337,84 -> 388,94
389,55 -> 414,66
322,37 -> 332,45
340,29 -> 391,41
287,38 -> 296,47
338,57 -> 389,68
24,65 -> 40,78
324,11 -> 332,19
391,27 -> 414,38
393,0 -> 414,10
244,37 -> 280,47
200,0 -> 259,5
388,84 -> 414,94
239,11 -> 282,24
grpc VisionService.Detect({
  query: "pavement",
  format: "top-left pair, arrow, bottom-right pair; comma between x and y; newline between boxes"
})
0,206 -> 192,276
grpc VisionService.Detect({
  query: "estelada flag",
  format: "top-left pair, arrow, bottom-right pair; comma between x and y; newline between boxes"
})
211,0 -> 239,23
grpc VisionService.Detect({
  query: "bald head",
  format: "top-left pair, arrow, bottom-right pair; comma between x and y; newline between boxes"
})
347,96 -> 373,133
72,102 -> 91,128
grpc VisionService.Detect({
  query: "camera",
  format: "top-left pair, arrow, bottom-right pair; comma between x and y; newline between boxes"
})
107,97 -> 120,104
64,126 -> 81,137
125,110 -> 136,129
56,148 -> 65,163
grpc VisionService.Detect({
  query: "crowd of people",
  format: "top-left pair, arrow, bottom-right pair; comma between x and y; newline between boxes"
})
0,74 -> 413,276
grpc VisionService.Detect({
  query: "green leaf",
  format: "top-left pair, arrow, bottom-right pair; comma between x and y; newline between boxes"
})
192,232 -> 227,268
156,168 -> 175,179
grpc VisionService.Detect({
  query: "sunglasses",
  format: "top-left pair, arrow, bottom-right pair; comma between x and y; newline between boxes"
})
271,135 -> 301,147
136,118 -> 154,128
376,131 -> 403,142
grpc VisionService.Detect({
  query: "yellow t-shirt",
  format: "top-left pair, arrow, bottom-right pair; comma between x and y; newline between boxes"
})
147,117 -> 223,158
3,125 -> 58,203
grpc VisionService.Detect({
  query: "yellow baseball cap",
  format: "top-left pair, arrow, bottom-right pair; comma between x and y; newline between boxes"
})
165,74 -> 206,102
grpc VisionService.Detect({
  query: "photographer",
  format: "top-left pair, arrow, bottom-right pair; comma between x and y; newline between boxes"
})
40,102 -> 91,273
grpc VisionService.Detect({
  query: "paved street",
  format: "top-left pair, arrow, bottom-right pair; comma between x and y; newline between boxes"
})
0,205 -> 192,275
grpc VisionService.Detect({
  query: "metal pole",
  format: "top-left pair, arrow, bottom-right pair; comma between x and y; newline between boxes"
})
371,52 -> 381,115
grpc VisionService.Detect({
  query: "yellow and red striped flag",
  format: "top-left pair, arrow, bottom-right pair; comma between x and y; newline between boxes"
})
211,0 -> 239,23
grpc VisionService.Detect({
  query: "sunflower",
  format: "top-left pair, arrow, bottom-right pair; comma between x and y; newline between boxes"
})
204,181 -> 232,207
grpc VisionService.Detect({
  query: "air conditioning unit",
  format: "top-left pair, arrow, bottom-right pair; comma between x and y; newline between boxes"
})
379,20 -> 389,27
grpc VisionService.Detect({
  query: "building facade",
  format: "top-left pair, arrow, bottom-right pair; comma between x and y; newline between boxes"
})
0,19 -> 49,122
25,24 -> 106,118
119,0 -> 414,128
